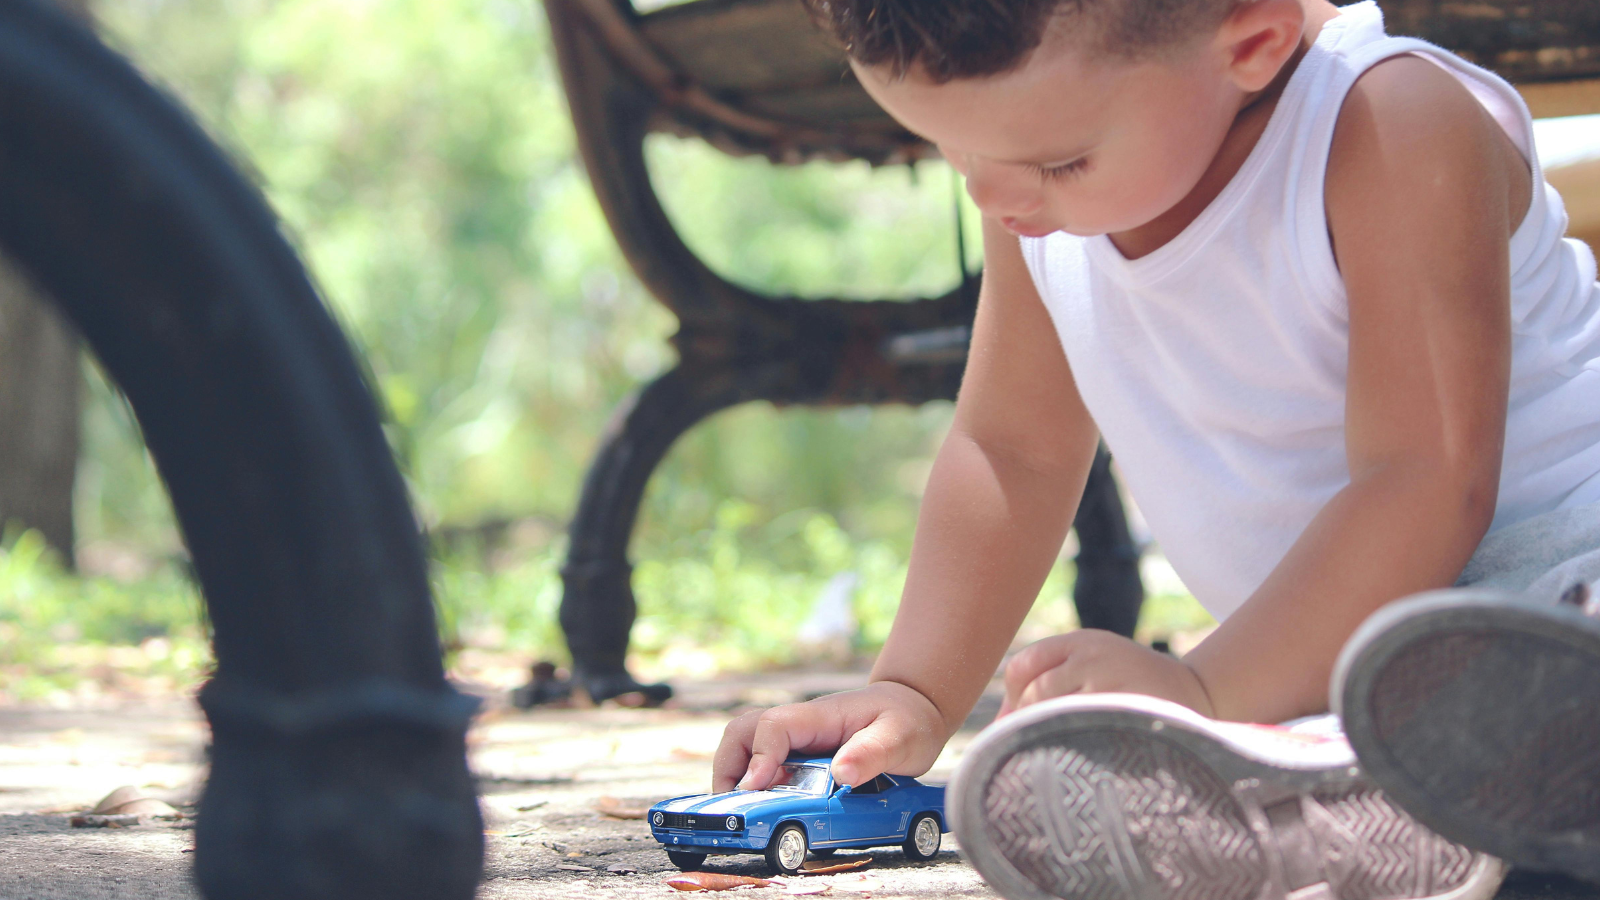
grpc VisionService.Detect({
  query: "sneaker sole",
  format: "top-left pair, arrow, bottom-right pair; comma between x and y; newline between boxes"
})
1336,590 -> 1600,883
951,693 -> 1504,900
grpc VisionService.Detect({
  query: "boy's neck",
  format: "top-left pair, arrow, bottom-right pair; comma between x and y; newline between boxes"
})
1107,0 -> 1344,261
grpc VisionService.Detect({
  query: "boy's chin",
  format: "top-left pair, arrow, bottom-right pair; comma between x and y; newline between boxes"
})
1001,217 -> 1121,241
999,218 -> 1060,239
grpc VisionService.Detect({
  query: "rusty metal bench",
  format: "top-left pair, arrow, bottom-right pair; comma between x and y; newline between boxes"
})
537,0 -> 1600,705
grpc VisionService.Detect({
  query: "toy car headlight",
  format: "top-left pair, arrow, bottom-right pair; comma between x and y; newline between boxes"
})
652,812 -> 665,827
725,815 -> 742,831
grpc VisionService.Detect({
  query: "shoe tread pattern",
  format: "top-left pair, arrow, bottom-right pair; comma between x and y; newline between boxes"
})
981,732 -> 1263,900
1309,787 -> 1478,900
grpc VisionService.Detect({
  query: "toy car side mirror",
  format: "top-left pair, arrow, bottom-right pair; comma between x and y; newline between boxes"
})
833,784 -> 850,796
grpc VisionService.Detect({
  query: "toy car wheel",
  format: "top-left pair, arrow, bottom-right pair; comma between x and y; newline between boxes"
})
809,849 -> 836,859
903,813 -> 941,861
666,851 -> 707,871
765,824 -> 808,875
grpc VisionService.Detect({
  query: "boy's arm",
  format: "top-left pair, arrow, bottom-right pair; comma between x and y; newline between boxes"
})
711,218 -> 1101,791
1003,56 -> 1527,724
868,216 -> 1101,733
1182,57 -> 1524,722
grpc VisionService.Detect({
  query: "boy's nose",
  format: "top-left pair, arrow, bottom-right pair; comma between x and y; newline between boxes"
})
962,163 -> 1044,222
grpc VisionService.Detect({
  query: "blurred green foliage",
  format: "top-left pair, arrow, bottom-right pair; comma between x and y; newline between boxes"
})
5,0 -> 1209,682
0,529 -> 210,699
89,0 -> 971,545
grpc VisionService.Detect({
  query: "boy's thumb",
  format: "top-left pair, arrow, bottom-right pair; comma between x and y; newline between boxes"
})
831,719 -> 902,788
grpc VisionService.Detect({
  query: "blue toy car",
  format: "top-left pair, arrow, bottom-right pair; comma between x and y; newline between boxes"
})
648,755 -> 948,875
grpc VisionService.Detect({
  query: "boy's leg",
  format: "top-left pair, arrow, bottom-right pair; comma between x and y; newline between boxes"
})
1335,502 -> 1600,884
950,694 -> 1504,900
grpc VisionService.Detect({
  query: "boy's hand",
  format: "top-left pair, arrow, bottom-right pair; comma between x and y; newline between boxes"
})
999,630 -> 1216,719
712,681 -> 947,793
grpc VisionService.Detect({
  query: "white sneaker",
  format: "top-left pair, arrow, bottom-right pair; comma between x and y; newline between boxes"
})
950,693 -> 1506,900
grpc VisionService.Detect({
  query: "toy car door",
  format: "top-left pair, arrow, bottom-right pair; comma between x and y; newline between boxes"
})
829,774 -> 901,840
879,775 -> 920,836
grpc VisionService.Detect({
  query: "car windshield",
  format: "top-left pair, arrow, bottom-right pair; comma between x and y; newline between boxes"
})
769,764 -> 829,794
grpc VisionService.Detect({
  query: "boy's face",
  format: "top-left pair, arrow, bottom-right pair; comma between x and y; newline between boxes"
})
853,30 -> 1248,239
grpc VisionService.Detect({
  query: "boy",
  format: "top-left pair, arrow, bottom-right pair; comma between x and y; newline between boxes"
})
713,0 -> 1600,896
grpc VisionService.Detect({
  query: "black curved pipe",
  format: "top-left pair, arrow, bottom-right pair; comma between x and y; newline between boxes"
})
0,4 -> 481,898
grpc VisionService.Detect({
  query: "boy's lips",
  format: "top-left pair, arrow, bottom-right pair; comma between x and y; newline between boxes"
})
1001,217 -> 1056,239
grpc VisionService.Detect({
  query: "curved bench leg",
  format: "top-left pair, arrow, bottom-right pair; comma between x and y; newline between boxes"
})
0,5 -> 481,897
553,365 -> 748,706
548,384 -> 1148,706
1070,446 -> 1146,638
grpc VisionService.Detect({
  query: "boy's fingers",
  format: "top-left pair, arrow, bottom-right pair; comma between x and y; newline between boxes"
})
1016,663 -> 1084,711
715,686 -> 924,792
1003,636 -> 1078,712
712,710 -> 763,793
741,708 -> 809,791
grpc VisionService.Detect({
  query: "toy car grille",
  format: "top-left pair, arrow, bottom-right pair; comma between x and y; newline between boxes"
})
656,812 -> 743,831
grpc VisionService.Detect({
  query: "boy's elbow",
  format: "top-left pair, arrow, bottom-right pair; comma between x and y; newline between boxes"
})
1422,452 -> 1500,542
1459,467 -> 1500,539
958,427 -> 1094,481
1355,450 -> 1500,539
1446,437 -> 1503,539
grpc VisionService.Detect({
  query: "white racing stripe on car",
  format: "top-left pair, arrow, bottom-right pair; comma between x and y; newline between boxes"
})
656,796 -> 709,814
655,791 -> 792,815
692,791 -> 788,814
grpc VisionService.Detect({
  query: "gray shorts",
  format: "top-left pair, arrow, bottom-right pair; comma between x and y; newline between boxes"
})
1458,500 -> 1600,599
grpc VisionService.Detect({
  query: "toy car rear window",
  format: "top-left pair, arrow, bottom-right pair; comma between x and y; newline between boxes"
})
771,764 -> 829,794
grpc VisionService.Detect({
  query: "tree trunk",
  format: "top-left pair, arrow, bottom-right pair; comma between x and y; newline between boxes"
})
0,259 -> 81,566
0,0 -> 90,567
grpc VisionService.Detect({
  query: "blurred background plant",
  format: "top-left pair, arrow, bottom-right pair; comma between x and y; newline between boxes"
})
6,0 -> 1226,699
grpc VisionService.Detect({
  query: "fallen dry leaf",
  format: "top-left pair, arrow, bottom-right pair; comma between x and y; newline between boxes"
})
666,872 -> 774,892
91,786 -> 178,818
107,798 -> 178,817
595,796 -> 649,819
799,858 -> 872,875
556,864 -> 593,872
91,786 -> 143,814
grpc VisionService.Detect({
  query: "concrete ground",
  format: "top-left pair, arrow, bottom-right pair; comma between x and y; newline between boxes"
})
0,667 -> 1594,900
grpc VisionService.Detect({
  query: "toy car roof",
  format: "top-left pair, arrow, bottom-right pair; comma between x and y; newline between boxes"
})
783,755 -> 835,768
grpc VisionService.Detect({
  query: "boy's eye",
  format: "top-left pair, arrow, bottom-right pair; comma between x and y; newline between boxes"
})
1031,158 -> 1088,183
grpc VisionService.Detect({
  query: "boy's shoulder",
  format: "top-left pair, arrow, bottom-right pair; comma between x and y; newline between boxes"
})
1334,53 -> 1497,153
1325,51 -> 1530,261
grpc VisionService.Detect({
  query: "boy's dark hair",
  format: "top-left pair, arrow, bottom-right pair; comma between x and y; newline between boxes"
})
801,0 -> 1237,82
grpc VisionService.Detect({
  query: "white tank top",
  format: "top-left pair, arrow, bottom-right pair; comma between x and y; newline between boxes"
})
1020,1 -> 1600,622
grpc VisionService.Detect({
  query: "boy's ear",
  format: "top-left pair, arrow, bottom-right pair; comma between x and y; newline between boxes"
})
1214,0 -> 1306,93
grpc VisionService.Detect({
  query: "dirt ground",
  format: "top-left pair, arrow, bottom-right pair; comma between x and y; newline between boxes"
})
0,666 -> 1594,900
